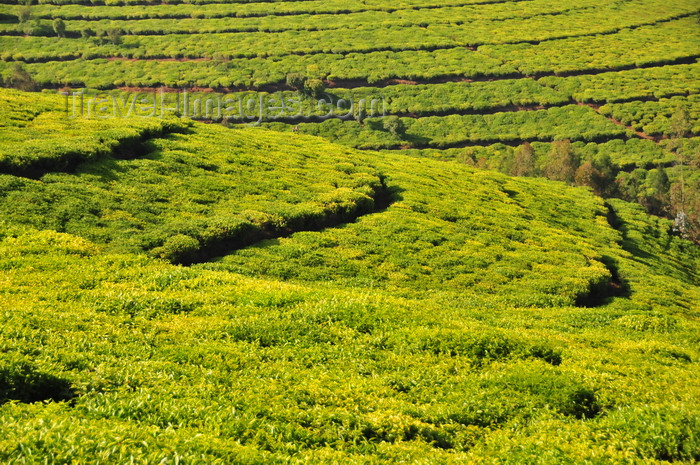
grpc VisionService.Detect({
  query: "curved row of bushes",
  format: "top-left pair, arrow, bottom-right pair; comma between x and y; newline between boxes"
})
0,49 -> 517,89
0,88 -> 191,176
0,88 -> 391,263
329,78 -> 570,116
4,0 -> 488,7
265,105 -> 629,149
6,0 -> 572,25
2,1 -> 695,63
599,94 -> 700,136
480,17 -> 700,76
539,62 -> 700,103
1,26 -> 463,62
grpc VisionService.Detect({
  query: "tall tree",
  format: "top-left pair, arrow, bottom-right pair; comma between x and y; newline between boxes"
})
9,63 -> 37,91
641,167 -> 670,216
669,106 -> 692,228
52,18 -> 66,38
670,106 -> 692,139
18,6 -> 32,23
543,140 -> 578,184
106,28 -> 123,45
511,142 -> 536,177
574,161 -> 603,195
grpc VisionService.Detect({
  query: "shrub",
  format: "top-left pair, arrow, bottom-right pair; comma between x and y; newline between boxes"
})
496,364 -> 601,419
286,73 -> 306,90
383,115 -> 405,138
152,234 -> 201,264
305,78 -> 326,97
52,18 -> 66,38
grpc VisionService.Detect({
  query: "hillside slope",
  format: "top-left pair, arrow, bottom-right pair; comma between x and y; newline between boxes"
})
2,0 -> 698,237
0,89 -> 698,463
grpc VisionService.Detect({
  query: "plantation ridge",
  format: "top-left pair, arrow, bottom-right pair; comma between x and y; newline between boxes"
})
0,0 -> 699,463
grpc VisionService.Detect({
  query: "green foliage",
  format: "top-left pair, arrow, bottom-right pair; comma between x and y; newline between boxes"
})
152,234 -> 200,263
480,18 -> 700,75
542,140 -> 577,183
398,136 -> 698,234
285,72 -> 305,90
18,5 -> 32,23
511,142 -> 536,176
0,48 -> 516,89
0,98 -> 698,461
105,27 -> 123,45
383,115 -> 405,138
1,0 -> 694,64
266,105 -> 627,149
80,26 -> 94,38
670,105 -> 693,138
0,88 -> 387,263
0,90 -> 190,175
0,360 -> 75,404
599,95 -> 700,137
52,18 -> 66,38
304,78 -> 325,98
22,19 -> 52,37
1,0 -> 700,461
349,78 -> 570,115
5,63 -> 37,92
539,62 -> 700,103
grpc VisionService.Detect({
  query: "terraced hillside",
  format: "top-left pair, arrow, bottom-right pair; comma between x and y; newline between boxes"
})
1,0 -> 698,87
2,0 -> 697,237
0,89 -> 699,463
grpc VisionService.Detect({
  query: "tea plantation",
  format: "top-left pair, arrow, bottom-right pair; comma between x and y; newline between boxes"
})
0,0 -> 699,463
0,87 -> 699,463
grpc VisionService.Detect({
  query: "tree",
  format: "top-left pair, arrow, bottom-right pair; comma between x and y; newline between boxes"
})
511,142 -> 536,177
23,19 -> 51,36
574,161 -> 603,194
670,183 -> 692,239
18,6 -> 32,23
590,153 -> 617,197
383,116 -> 405,138
106,27 -> 123,45
52,18 -> 66,38
95,29 -> 106,45
456,149 -> 476,166
81,27 -> 95,39
670,106 -> 692,139
355,104 -> 366,124
9,63 -> 37,91
669,106 -> 692,227
543,140 -> 578,183
640,167 -> 670,216
617,168 -> 647,204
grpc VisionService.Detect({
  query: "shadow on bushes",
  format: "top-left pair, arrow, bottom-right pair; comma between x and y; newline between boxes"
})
0,363 -> 76,404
